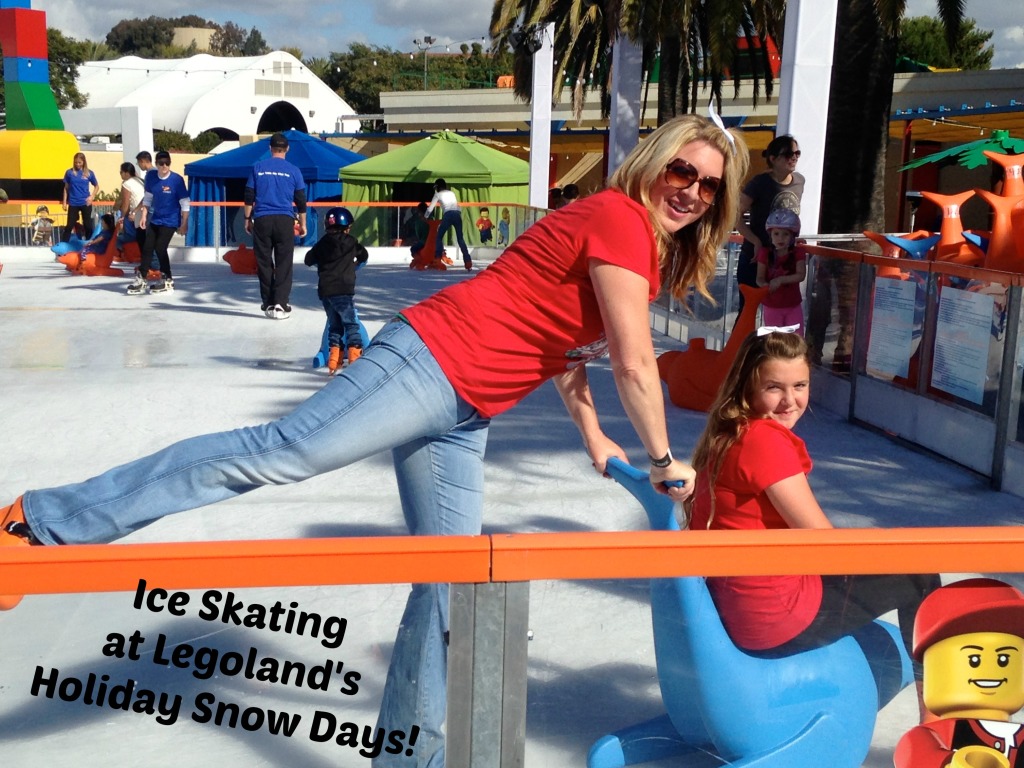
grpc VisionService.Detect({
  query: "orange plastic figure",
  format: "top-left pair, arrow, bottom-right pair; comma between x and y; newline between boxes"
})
657,284 -> 768,411
223,244 -> 258,275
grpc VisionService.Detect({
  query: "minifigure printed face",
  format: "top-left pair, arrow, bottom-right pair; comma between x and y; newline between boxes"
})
923,632 -> 1024,717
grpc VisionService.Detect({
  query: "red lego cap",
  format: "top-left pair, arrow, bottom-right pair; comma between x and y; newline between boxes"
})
913,578 -> 1024,661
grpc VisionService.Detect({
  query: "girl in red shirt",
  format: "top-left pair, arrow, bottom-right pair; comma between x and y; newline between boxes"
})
687,330 -> 937,668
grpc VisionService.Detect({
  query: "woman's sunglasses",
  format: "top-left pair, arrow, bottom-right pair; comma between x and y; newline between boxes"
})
778,149 -> 801,159
664,160 -> 721,205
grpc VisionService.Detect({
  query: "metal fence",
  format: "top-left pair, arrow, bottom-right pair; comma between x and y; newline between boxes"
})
0,202 -> 118,247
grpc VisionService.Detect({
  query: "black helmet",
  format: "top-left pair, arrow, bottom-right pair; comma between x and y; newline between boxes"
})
324,207 -> 354,229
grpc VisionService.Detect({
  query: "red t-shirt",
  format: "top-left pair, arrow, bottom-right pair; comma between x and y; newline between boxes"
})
402,189 -> 661,417
755,244 -> 805,309
688,419 -> 822,650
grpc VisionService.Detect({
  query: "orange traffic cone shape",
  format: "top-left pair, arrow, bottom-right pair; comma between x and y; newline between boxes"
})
327,346 -> 342,375
0,496 -> 33,610
975,188 -> 1024,272
920,190 -> 985,266
347,347 -> 362,366
862,231 -> 910,280
985,150 -> 1024,198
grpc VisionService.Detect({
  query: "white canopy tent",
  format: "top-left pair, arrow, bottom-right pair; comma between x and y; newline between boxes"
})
73,51 -> 360,139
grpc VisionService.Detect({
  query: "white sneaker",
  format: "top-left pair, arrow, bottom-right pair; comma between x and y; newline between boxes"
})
272,304 -> 291,320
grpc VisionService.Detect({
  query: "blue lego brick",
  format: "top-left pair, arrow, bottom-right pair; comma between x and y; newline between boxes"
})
4,56 -> 50,84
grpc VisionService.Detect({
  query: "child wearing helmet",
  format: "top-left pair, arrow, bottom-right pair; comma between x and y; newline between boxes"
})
304,207 -> 368,374
756,207 -> 807,335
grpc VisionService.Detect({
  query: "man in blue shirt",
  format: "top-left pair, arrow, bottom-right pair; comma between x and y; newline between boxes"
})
128,151 -> 189,295
243,133 -> 308,319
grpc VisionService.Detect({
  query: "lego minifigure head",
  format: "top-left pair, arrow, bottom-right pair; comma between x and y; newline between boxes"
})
923,631 -> 1024,718
480,207 -> 490,218
915,579 -> 1024,719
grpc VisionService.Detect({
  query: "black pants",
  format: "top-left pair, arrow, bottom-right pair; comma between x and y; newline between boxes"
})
135,224 -> 154,268
734,244 -> 759,320
758,573 -> 941,679
252,215 -> 296,309
64,204 -> 93,241
141,225 -> 176,278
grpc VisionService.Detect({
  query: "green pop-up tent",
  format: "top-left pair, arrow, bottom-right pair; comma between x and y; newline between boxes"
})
339,130 -> 530,244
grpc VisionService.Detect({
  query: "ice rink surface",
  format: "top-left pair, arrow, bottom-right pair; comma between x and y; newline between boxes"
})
1,249 -> 1021,767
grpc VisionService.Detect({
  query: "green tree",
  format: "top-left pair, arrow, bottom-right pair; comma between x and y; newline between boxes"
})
489,0 -> 783,124
243,28 -> 271,56
82,40 -> 118,62
331,44 -> 412,119
47,29 -> 88,109
105,17 -> 175,57
820,0 -> 964,236
153,41 -> 199,59
305,56 -> 332,80
211,21 -> 247,56
897,16 -> 993,70
192,131 -> 223,154
168,15 -> 216,29
154,130 -> 195,152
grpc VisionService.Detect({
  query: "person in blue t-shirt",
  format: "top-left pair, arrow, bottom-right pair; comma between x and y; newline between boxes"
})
243,133 -> 308,320
127,151 -> 190,296
80,213 -> 116,258
61,153 -> 100,242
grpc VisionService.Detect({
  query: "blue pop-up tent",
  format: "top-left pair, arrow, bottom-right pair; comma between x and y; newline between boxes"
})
184,130 -> 365,246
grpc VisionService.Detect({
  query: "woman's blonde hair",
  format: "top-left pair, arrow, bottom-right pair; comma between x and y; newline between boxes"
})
685,331 -> 809,527
608,115 -> 749,302
72,152 -> 89,175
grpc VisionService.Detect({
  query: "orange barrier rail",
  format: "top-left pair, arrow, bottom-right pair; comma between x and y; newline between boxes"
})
3,526 -> 1024,597
0,535 -> 490,596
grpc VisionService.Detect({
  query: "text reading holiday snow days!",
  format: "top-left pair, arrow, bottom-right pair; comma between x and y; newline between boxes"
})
27,579 -> 421,760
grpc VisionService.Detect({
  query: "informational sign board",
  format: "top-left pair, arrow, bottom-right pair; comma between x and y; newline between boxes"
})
866,277 -> 917,380
931,285 -> 994,404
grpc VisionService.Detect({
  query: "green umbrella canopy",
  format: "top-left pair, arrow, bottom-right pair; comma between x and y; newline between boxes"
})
900,129 -> 1024,171
339,130 -> 529,185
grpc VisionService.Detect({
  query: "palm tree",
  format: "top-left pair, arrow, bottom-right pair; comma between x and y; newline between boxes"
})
489,0 -> 782,125
820,0 -> 963,234
304,57 -> 332,82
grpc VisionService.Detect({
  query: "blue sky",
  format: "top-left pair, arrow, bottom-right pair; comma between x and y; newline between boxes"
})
32,0 -> 1023,69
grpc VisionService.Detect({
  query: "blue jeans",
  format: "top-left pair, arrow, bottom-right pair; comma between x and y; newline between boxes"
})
323,294 -> 361,349
22,319 -> 490,768
435,210 -> 471,265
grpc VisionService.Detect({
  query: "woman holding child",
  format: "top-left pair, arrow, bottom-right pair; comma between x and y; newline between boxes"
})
1,115 -> 747,768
